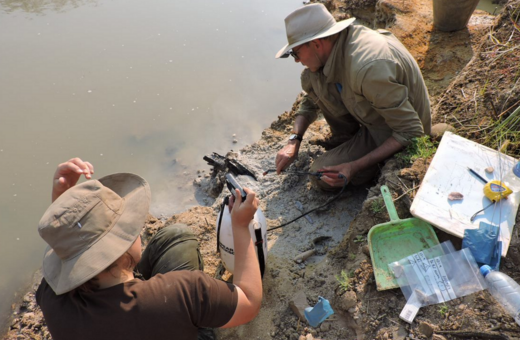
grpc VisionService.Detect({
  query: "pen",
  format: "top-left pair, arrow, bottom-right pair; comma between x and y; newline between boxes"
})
467,167 -> 488,184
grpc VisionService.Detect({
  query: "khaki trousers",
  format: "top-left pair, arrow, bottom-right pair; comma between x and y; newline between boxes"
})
309,126 -> 380,191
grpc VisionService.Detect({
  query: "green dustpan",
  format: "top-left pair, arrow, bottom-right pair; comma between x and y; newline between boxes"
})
368,185 -> 440,291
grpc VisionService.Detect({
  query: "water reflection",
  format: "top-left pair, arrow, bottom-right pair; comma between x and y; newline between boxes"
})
0,0 -> 303,333
477,0 -> 505,14
0,0 -> 97,14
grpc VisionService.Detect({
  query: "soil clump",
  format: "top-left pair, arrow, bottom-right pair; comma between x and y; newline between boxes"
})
3,0 -> 520,339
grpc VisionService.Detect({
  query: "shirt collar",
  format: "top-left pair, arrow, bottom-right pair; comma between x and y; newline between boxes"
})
322,28 -> 350,84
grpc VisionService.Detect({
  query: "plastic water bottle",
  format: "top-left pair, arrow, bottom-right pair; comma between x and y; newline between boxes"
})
502,161 -> 520,192
480,265 -> 520,326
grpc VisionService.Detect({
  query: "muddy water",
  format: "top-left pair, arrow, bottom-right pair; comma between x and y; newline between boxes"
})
0,0 -> 302,330
478,0 -> 504,14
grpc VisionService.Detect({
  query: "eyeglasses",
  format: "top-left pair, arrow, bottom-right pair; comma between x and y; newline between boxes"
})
289,50 -> 299,59
288,43 -> 307,60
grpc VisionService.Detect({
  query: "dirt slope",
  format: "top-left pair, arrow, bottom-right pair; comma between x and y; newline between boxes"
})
3,0 -> 520,340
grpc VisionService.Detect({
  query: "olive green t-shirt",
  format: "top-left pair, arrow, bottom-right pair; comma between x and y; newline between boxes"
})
36,271 -> 238,340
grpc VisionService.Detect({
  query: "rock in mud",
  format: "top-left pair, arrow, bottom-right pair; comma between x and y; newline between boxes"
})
289,290 -> 310,321
338,290 -> 357,310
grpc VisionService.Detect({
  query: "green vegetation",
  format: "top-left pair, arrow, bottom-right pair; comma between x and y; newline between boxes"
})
439,303 -> 449,317
335,270 -> 353,292
370,199 -> 385,214
479,78 -> 489,97
486,104 -> 520,155
396,135 -> 437,165
354,235 -> 365,244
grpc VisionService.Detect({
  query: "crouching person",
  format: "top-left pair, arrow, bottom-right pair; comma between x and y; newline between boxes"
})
36,157 -> 262,340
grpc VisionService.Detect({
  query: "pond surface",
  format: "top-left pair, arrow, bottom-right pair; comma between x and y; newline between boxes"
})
477,0 -> 504,14
0,0 -> 302,330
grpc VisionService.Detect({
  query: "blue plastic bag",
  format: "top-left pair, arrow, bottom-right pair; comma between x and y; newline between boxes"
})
462,222 -> 500,268
304,296 -> 334,327
489,241 -> 502,270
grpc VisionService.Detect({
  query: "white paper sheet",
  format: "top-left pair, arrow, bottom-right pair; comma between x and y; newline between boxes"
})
410,132 -> 519,256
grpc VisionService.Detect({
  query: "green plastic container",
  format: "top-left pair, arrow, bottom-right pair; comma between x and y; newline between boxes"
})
368,185 -> 440,291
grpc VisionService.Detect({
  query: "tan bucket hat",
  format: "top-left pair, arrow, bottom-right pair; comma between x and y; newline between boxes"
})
38,173 -> 151,295
276,3 -> 355,59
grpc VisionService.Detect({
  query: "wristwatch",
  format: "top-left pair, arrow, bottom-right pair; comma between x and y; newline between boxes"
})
289,133 -> 303,142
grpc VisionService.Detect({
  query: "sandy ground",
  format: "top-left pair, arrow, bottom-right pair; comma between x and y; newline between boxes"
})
4,0 -> 520,339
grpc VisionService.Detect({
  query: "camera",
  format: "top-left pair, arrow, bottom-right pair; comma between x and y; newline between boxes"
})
225,173 -> 247,202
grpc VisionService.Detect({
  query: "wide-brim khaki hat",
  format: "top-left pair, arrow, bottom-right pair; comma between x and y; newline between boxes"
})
276,3 -> 355,59
38,173 -> 151,295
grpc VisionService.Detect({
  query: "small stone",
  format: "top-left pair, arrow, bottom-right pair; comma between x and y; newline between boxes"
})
418,321 -> 434,337
485,167 -> 494,173
431,123 -> 456,138
339,290 -> 357,310
448,192 -> 464,201
289,291 -> 310,321
393,325 -> 408,340
320,322 -> 331,332
432,335 -> 447,340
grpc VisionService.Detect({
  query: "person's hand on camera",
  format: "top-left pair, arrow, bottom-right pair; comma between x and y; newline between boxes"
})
52,157 -> 94,202
229,188 -> 258,227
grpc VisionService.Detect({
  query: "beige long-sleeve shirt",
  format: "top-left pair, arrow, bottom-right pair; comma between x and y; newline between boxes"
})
297,25 -> 431,147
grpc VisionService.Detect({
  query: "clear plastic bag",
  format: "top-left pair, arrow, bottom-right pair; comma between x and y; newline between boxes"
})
389,241 -> 487,323
389,241 -> 455,302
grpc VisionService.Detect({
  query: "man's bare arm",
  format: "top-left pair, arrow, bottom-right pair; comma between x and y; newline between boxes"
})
275,115 -> 311,174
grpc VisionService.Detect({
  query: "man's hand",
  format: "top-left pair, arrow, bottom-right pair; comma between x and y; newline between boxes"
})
318,164 -> 353,188
275,141 -> 300,174
52,158 -> 94,202
319,137 -> 404,187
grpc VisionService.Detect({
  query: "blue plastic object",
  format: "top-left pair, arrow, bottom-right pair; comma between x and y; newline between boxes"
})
490,241 -> 502,270
304,296 -> 334,327
462,222 -> 501,269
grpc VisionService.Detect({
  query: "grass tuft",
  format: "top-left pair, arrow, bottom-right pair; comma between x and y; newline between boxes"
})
396,135 -> 437,165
